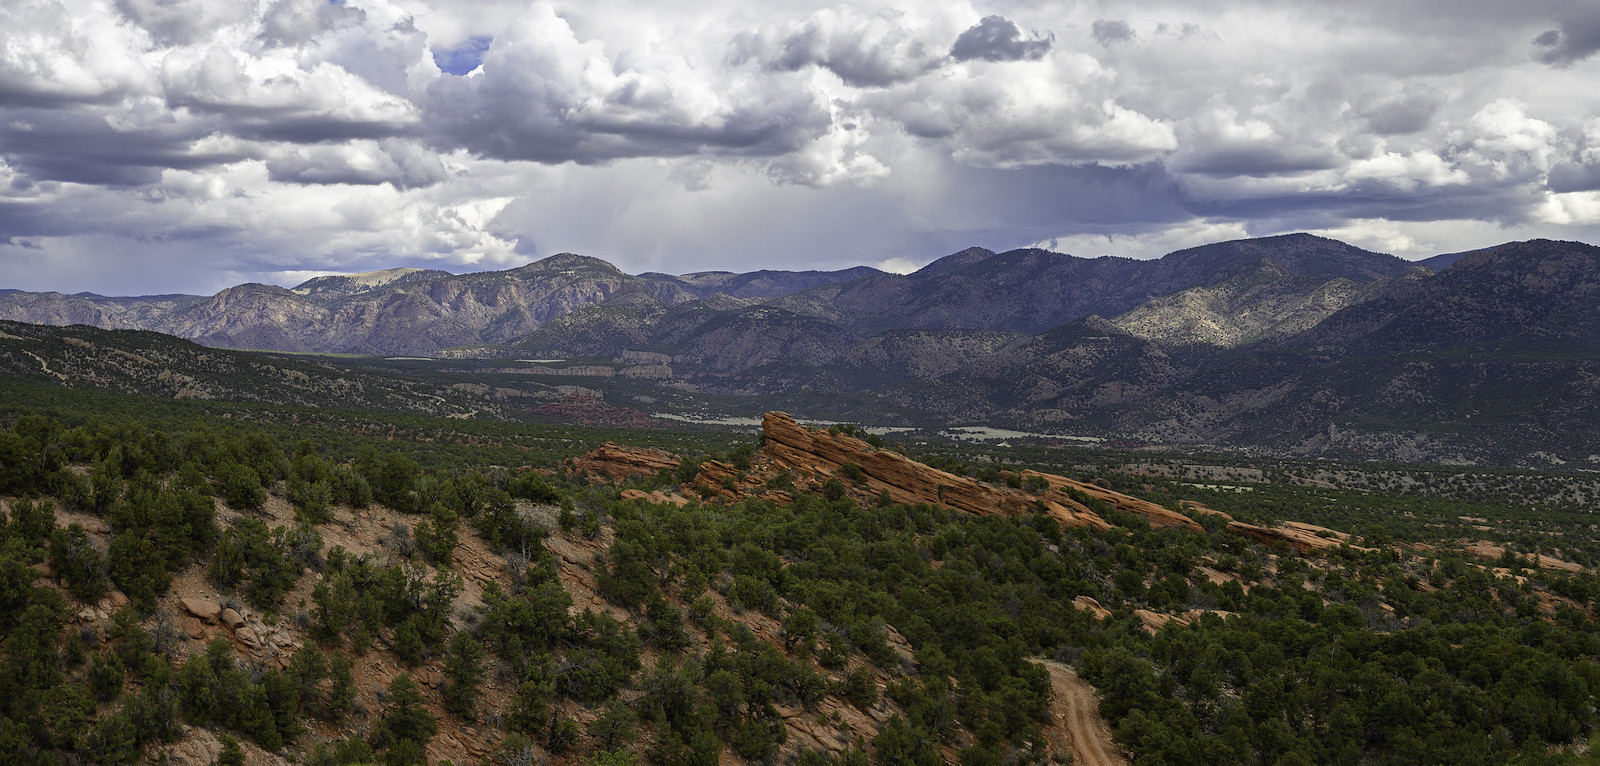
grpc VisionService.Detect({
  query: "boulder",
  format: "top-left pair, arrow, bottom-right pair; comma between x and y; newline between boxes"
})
180,597 -> 222,623
182,617 -> 207,640
221,608 -> 245,629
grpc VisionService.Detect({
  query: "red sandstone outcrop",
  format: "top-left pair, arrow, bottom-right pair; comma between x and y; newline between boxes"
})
1073,595 -> 1112,619
1226,520 -> 1372,555
1020,470 -> 1203,532
760,412 -> 1110,528
1179,499 -> 1234,521
1457,541 -> 1583,573
566,442 -> 680,479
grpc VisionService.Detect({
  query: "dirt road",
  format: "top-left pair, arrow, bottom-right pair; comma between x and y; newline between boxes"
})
1036,659 -> 1128,766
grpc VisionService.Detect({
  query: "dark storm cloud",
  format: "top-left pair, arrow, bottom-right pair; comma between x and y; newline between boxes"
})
1534,8 -> 1600,66
1092,20 -> 1136,47
0,79 -> 126,109
1547,163 -> 1600,193
0,107 -> 244,186
226,117 -> 416,144
1168,144 -> 1342,179
1356,84 -> 1447,135
961,162 -> 1190,228
949,16 -> 1052,62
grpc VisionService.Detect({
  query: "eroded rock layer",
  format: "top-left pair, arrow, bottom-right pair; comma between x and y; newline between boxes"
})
760,411 -> 1113,528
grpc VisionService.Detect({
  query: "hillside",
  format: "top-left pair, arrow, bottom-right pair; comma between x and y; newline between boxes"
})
5,235 -> 1600,465
3,401 -> 1598,766
0,320 -> 586,422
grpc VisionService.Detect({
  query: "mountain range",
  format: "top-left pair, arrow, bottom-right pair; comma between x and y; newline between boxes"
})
4,233 -> 1599,465
0,233 -> 1418,356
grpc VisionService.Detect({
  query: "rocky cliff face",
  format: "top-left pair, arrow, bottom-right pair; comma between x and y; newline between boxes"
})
0,291 -> 204,329
1108,261 -> 1392,347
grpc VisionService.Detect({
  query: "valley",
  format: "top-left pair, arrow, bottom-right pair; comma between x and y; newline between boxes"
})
7,233 -> 1600,466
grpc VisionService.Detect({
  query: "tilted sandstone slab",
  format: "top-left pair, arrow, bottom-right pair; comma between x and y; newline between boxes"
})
1020,470 -> 1203,532
566,442 -> 680,480
760,411 -> 1110,528
1226,520 -> 1372,555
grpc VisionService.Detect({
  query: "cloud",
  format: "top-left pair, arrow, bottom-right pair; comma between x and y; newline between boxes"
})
874,255 -> 921,273
259,0 -> 368,48
732,8 -> 938,87
0,1 -> 155,107
1030,219 -> 1250,260
263,139 -> 450,188
160,45 -> 421,141
1166,101 -> 1341,178
882,52 -> 1176,168
6,0 -> 1600,296
427,4 -> 833,165
1091,20 -> 1135,47
949,15 -> 1052,62
1534,8 -> 1600,66
1356,83 -> 1447,135
113,0 -> 254,47
0,103 -> 246,186
1454,99 -> 1565,181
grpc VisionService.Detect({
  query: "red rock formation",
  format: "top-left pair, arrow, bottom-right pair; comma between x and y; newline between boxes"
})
1020,470 -> 1203,532
1179,499 -> 1234,521
760,411 -> 1110,528
1457,541 -> 1583,573
566,442 -> 680,480
1226,520 -> 1372,555
1073,595 -> 1111,620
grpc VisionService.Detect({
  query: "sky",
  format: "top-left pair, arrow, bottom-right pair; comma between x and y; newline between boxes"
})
3,0 -> 1600,295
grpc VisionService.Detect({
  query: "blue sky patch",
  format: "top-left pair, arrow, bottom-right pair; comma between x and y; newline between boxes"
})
434,36 -> 492,76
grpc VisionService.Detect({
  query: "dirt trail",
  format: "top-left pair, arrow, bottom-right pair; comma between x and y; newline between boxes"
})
1036,659 -> 1128,766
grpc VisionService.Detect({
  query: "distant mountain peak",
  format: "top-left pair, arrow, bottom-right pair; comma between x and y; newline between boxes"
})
522,253 -> 622,273
913,246 -> 998,277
